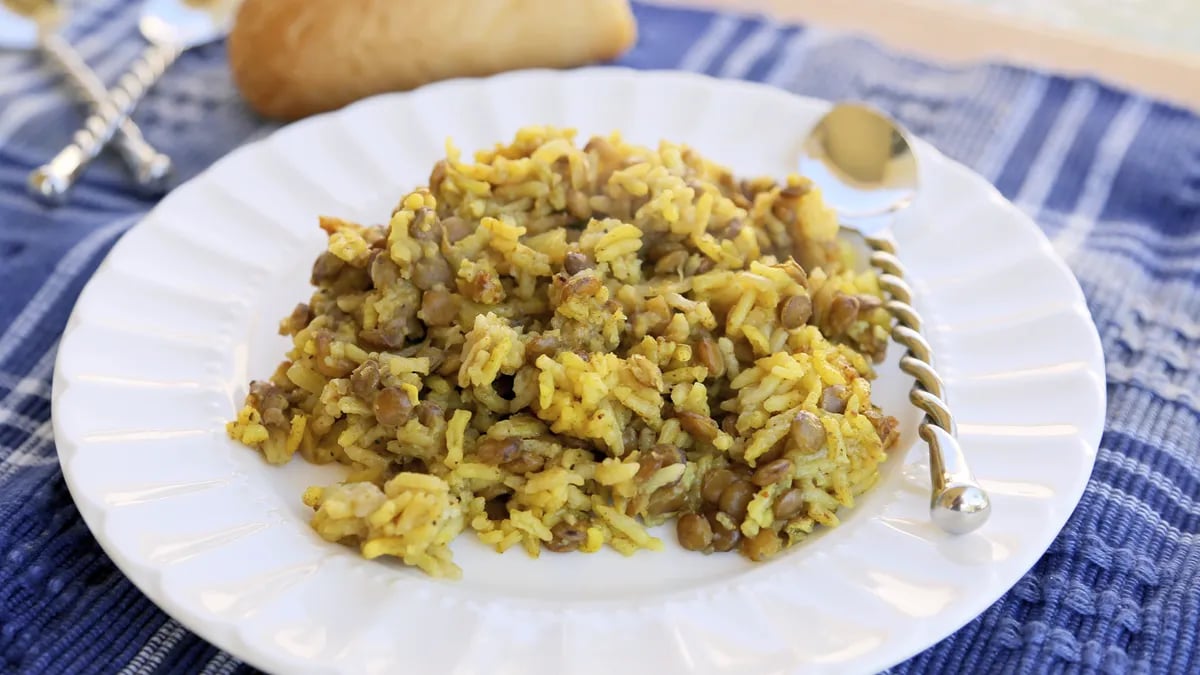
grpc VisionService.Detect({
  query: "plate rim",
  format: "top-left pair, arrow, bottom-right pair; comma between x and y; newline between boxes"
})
52,66 -> 1107,675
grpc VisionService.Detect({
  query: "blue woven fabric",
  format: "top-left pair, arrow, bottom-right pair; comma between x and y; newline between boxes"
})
1,1 -> 1198,673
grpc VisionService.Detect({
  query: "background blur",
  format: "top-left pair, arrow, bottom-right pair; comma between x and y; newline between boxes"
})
666,0 -> 1200,111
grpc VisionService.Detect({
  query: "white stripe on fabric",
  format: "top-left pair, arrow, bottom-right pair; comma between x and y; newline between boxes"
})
1081,254 -> 1200,340
0,65 -> 53,100
1106,362 -> 1199,411
1086,233 -> 1200,275
0,89 -> 69,144
716,21 -> 781,79
0,218 -> 128,368
1105,392 -> 1200,466
1011,83 -> 1098,213
974,75 -> 1051,181
70,9 -> 141,66
0,370 -> 51,398
1128,301 -> 1200,341
762,28 -> 816,86
0,409 -> 44,436
1053,98 -> 1151,261
676,14 -> 741,73
1116,322 -> 1195,371
198,651 -> 241,675
0,349 -> 58,452
0,421 -> 57,475
116,620 -> 189,675
0,350 -> 57,478
1089,481 -> 1200,544
1100,449 -> 1200,510
1088,216 -> 1200,250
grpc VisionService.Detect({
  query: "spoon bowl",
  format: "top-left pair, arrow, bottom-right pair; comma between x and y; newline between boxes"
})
799,103 -> 919,227
800,102 -> 991,535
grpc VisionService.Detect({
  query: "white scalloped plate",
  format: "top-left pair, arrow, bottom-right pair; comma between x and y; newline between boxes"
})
53,69 -> 1105,675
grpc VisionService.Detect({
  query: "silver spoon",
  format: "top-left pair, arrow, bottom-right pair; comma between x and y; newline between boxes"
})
1,0 -> 170,191
27,0 -> 236,205
799,103 -> 992,535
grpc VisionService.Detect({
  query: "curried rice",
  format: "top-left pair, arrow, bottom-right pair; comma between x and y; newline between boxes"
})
227,126 -> 899,578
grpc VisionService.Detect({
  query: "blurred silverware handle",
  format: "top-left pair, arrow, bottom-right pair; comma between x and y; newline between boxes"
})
38,32 -> 172,193
865,234 -> 992,535
29,40 -> 179,205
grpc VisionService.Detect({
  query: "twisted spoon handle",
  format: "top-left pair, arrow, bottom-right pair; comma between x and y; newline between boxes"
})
38,33 -> 171,193
29,41 -> 180,205
864,234 -> 992,535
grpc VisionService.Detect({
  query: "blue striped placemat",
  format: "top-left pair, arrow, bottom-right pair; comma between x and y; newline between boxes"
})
1,1 -> 1197,673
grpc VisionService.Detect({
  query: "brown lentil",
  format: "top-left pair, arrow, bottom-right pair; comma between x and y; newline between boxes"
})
865,409 -> 900,448
646,485 -> 688,516
677,513 -> 713,551
545,522 -> 587,552
741,528 -> 781,562
502,450 -> 545,475
773,488 -> 806,520
313,332 -> 352,377
282,303 -> 311,335
821,385 -> 848,414
710,516 -> 742,552
408,208 -> 442,242
369,251 -> 399,288
420,289 -> 458,326
369,318 -> 409,349
349,360 -> 381,399
677,411 -> 720,442
635,444 -> 686,482
411,255 -> 453,290
373,387 -> 413,427
752,458 -> 794,487
695,337 -> 725,378
718,480 -> 755,521
701,468 -> 736,505
790,410 -> 825,452
828,294 -> 861,332
526,334 -> 560,361
475,437 -> 520,465
441,216 -> 472,243
563,251 -> 593,275
779,293 -> 813,329
415,401 -> 443,427
310,251 -> 344,285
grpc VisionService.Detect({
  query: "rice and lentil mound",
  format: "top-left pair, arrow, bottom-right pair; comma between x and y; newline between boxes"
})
227,126 -> 899,579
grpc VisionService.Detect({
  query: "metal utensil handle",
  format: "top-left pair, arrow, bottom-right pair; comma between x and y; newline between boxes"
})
38,33 -> 172,193
865,234 -> 992,535
28,41 -> 180,205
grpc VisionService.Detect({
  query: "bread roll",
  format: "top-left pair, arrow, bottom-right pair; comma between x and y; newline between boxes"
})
228,0 -> 638,121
